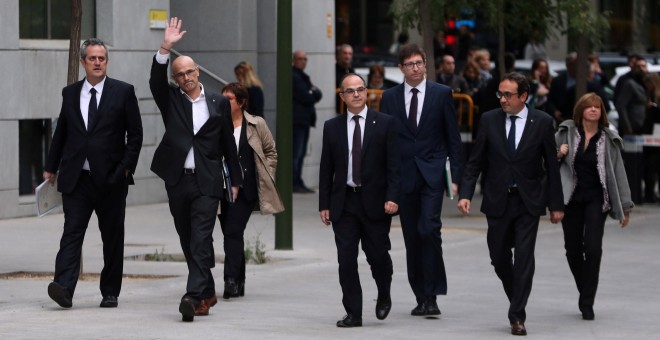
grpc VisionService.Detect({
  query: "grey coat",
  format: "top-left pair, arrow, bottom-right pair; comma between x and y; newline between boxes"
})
555,120 -> 634,222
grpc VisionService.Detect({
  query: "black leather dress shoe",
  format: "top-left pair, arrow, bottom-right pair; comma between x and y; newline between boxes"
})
375,297 -> 392,320
411,302 -> 426,316
223,279 -> 240,299
48,281 -> 72,308
179,297 -> 196,322
581,306 -> 595,320
100,295 -> 118,308
510,320 -> 527,336
336,314 -> 362,328
424,300 -> 441,316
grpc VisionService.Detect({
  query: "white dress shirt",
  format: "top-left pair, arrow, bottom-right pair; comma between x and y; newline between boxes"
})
80,78 -> 106,171
403,79 -> 427,125
506,105 -> 529,149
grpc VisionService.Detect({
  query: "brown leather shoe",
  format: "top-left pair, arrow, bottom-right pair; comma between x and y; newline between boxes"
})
510,320 -> 527,336
195,299 -> 209,316
205,294 -> 218,308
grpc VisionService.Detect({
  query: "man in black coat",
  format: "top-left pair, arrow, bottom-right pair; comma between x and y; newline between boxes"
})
458,72 -> 564,336
44,38 -> 143,309
292,50 -> 322,193
319,73 -> 400,328
150,17 -> 242,322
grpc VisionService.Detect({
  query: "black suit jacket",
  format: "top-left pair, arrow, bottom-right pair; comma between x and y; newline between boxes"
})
45,77 -> 143,194
380,80 -> 462,193
459,107 -> 564,217
319,109 -> 400,222
149,56 -> 242,197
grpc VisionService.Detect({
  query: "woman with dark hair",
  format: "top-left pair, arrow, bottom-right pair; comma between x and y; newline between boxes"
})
556,93 -> 634,321
218,83 -> 284,299
234,61 -> 265,117
527,58 -> 552,111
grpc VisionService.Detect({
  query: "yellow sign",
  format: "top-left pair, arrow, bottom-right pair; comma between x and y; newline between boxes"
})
150,10 -> 167,29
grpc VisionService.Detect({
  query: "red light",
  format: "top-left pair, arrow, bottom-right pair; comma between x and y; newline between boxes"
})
447,20 -> 456,29
445,35 -> 457,45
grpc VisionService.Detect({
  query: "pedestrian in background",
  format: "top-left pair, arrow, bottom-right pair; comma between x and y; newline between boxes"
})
292,50 -> 322,194
555,93 -> 633,321
218,82 -> 283,300
44,38 -> 143,310
234,61 -> 264,117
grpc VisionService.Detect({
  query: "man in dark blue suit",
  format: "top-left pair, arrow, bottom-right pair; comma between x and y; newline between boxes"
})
380,44 -> 463,316
319,73 -> 400,328
458,72 -> 564,336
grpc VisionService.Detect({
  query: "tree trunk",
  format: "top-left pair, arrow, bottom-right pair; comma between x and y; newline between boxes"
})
575,35 -> 589,101
419,0 -> 436,81
67,0 -> 82,86
497,0 -> 505,80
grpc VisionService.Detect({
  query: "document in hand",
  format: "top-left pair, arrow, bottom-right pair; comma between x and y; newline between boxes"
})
36,180 -> 62,217
445,157 -> 454,200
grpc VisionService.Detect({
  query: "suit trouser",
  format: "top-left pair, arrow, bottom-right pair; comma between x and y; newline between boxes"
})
332,189 -> 393,317
292,124 -> 310,188
486,192 -> 539,323
55,171 -> 128,297
399,172 -> 447,302
218,190 -> 257,282
562,196 -> 607,309
166,174 -> 218,306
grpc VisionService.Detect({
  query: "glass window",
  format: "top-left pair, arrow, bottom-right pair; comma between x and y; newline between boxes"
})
19,119 -> 52,196
19,0 -> 96,39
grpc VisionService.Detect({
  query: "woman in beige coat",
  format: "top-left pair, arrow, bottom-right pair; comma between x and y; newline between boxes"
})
218,83 -> 284,300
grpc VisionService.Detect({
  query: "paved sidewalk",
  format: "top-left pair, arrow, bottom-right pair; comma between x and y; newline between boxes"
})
1,192 -> 659,339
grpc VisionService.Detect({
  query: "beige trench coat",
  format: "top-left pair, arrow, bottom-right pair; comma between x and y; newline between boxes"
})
244,112 -> 285,214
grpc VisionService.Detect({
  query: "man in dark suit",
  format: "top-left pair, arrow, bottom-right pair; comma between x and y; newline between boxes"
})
44,38 -> 143,309
150,17 -> 242,322
458,72 -> 564,336
380,43 -> 462,317
319,73 -> 400,328
292,50 -> 322,193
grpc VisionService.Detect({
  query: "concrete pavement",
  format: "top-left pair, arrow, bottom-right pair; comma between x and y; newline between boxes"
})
1,192 -> 660,339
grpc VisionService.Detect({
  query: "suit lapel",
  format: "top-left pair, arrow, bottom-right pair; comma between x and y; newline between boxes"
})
516,108 -> 537,154
417,81 -> 433,134
393,85 -> 413,134
496,110 -> 512,159
339,115 -> 349,169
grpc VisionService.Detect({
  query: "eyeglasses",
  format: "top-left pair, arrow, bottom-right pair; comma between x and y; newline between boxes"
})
173,68 -> 197,80
341,87 -> 367,95
495,91 -> 519,100
402,61 -> 425,69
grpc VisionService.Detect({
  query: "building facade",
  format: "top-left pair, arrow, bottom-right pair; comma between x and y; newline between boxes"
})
0,0 -> 335,218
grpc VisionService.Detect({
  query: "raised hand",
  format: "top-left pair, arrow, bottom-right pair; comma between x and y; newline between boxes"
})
163,17 -> 187,49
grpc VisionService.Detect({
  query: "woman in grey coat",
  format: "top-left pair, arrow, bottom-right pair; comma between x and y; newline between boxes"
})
556,93 -> 634,321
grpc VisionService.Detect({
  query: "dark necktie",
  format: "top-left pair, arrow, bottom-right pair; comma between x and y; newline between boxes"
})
88,88 -> 98,131
409,88 -> 419,133
352,115 -> 362,186
507,115 -> 518,158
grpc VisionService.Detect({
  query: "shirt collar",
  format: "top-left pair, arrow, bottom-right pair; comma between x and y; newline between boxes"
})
346,105 -> 368,123
508,105 -> 529,120
83,77 -> 106,94
180,82 -> 206,102
404,78 -> 426,94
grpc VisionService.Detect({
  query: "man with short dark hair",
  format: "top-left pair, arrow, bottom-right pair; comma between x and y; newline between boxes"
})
45,38 -> 143,310
436,54 -> 469,94
380,43 -> 463,317
458,72 -> 564,336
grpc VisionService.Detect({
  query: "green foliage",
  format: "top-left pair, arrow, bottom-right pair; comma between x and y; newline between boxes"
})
144,248 -> 180,262
389,0 -> 449,33
244,233 -> 270,265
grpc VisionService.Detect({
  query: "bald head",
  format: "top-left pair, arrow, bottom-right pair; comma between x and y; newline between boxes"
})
171,55 -> 200,98
293,50 -> 308,70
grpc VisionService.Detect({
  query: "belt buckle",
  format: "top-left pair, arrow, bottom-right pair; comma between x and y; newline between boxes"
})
184,168 -> 195,175
508,186 -> 517,194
